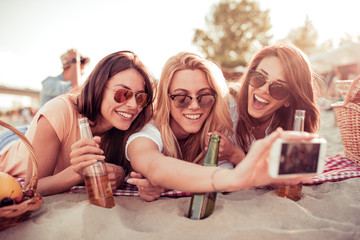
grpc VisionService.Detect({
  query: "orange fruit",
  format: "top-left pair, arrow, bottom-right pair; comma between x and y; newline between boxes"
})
0,172 -> 23,199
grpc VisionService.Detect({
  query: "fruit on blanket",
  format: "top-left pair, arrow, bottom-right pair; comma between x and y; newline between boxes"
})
13,196 -> 24,204
0,172 -> 23,199
24,189 -> 34,198
0,197 -> 14,207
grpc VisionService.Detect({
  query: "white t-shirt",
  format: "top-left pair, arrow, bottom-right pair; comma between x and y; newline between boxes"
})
125,96 -> 239,169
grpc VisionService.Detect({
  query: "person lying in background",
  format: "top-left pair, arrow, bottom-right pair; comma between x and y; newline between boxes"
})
39,48 -> 90,108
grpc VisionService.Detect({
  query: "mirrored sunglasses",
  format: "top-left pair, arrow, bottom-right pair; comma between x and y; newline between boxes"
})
248,70 -> 289,100
111,89 -> 149,108
168,94 -> 216,109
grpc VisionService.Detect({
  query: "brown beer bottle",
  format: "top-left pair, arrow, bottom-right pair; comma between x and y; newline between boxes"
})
78,117 -> 115,208
188,134 -> 220,220
276,110 -> 305,201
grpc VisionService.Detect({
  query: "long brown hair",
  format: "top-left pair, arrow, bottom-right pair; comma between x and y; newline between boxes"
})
77,51 -> 155,174
234,42 -> 320,152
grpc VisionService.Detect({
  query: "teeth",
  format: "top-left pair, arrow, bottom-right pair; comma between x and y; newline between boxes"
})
254,94 -> 269,104
117,111 -> 133,118
185,114 -> 201,120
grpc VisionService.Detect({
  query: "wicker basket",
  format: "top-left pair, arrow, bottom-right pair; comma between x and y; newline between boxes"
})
0,120 -> 43,231
332,76 -> 360,165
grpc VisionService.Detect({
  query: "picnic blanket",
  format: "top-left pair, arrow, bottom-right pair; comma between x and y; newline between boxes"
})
312,154 -> 360,183
68,182 -> 193,197
16,154 -> 359,198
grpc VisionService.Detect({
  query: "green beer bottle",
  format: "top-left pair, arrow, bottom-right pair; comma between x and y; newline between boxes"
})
188,134 -> 220,220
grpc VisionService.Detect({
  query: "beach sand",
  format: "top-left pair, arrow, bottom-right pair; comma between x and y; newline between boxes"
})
1,110 -> 359,240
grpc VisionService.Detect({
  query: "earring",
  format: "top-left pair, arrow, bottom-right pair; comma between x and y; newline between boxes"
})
284,103 -> 290,108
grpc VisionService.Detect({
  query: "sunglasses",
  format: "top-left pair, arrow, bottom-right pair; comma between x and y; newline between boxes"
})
110,88 -> 149,108
248,70 -> 289,100
168,94 -> 217,109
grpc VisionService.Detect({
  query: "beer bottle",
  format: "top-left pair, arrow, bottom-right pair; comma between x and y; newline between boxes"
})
276,110 -> 305,201
188,134 -> 220,219
78,117 -> 115,208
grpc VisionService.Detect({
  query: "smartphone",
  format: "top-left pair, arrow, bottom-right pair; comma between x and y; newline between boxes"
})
268,138 -> 327,178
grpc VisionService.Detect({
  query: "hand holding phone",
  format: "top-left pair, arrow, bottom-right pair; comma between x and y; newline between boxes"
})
268,138 -> 327,178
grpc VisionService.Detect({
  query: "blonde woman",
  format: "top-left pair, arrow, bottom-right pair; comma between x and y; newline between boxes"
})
151,52 -> 239,164
125,52 -> 309,201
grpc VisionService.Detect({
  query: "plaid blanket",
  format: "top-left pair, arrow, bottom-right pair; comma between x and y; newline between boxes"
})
311,154 -> 360,183
68,183 -> 193,197
17,154 -> 360,198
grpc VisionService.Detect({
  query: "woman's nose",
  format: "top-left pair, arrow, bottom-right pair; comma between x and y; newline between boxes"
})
188,97 -> 201,109
125,95 -> 138,108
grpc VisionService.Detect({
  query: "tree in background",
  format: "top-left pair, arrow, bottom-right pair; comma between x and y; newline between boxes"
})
193,0 -> 272,68
339,33 -> 357,46
286,15 -> 319,55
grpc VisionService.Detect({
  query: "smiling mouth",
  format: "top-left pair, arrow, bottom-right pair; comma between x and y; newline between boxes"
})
116,111 -> 133,119
254,94 -> 269,104
184,114 -> 201,120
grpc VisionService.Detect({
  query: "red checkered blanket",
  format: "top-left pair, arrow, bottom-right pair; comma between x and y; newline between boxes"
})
17,154 -> 359,197
311,154 -> 360,183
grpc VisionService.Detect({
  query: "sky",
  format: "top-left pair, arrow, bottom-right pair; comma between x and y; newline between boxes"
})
0,0 -> 359,109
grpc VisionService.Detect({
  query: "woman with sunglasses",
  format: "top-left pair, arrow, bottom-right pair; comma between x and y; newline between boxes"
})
125,52 -> 314,201
125,52 -> 235,201
1,51 -> 155,196
224,41 -> 320,158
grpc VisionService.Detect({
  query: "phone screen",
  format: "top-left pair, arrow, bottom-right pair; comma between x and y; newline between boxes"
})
278,142 -> 320,174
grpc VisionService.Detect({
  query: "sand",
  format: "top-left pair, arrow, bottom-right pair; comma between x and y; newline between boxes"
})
1,178 -> 359,240
0,110 -> 359,240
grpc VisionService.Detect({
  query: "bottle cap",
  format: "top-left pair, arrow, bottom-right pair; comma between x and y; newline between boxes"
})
210,134 -> 220,142
294,110 -> 305,117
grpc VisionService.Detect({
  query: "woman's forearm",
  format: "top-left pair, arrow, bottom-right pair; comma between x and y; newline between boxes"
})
37,167 -> 83,196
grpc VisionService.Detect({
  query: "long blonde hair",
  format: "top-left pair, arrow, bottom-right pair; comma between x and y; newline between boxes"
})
154,52 -> 233,162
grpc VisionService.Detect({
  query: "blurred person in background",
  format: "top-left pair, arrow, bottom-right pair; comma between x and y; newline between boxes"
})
39,49 -> 90,107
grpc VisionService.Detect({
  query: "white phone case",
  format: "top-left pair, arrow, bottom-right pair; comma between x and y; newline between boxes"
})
268,138 -> 327,178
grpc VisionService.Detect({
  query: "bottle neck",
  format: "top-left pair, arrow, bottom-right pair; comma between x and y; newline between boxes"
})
79,118 -> 93,139
293,109 -> 305,132
293,116 -> 305,132
203,136 -> 219,166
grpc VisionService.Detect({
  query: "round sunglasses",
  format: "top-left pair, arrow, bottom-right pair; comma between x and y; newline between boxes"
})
109,88 -> 149,108
168,94 -> 217,109
248,70 -> 289,100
